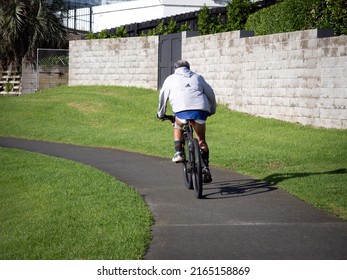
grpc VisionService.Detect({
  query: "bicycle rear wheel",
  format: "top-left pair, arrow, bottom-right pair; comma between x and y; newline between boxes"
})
182,144 -> 192,189
191,138 -> 203,199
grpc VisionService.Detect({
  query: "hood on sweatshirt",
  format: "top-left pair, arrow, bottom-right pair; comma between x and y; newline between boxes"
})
174,67 -> 194,78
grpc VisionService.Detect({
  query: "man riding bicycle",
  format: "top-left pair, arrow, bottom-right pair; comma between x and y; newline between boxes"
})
157,60 -> 216,183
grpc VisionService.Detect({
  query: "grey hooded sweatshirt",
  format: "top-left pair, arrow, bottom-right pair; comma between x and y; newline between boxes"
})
157,67 -> 216,118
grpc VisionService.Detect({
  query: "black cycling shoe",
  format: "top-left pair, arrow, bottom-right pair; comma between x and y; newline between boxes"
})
202,167 -> 212,183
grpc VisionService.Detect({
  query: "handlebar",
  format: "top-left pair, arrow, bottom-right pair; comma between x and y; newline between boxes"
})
159,114 -> 175,123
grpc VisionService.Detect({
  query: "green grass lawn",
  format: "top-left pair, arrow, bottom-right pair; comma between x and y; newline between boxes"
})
0,85 -> 346,258
0,148 -> 152,259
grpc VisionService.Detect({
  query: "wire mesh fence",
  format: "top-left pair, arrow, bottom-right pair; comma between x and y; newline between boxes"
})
36,49 -> 69,91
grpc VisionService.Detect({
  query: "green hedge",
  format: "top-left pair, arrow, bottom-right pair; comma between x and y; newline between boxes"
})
245,0 -> 316,35
311,0 -> 347,35
245,0 -> 347,36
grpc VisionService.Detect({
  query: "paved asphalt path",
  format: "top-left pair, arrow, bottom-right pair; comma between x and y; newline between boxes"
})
1,137 -> 346,260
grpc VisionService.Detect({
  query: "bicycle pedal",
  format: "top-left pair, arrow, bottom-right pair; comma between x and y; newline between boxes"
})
202,175 -> 212,183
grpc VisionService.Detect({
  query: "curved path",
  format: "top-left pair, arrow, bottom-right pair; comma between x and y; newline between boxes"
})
1,137 -> 346,260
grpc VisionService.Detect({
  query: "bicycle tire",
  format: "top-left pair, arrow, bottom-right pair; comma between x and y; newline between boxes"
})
191,138 -> 203,199
182,143 -> 193,189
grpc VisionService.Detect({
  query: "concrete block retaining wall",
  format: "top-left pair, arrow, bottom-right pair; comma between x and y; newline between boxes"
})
69,36 -> 158,89
183,30 -> 347,129
69,29 -> 347,129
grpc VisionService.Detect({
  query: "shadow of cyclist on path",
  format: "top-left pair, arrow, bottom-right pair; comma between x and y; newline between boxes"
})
202,169 -> 346,199
262,168 -> 347,185
203,179 -> 277,199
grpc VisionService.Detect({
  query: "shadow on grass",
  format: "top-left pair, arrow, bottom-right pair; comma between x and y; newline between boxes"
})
262,168 -> 347,185
203,179 -> 277,199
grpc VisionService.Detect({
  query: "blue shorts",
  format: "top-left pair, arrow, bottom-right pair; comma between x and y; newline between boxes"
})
174,110 -> 209,124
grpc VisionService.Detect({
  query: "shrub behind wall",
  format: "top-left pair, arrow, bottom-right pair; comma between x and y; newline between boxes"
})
245,0 -> 316,35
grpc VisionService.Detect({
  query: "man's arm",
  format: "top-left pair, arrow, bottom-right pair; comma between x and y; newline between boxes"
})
202,79 -> 216,115
157,88 -> 169,119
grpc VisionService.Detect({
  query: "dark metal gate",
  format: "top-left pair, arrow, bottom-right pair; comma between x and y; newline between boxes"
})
158,33 -> 182,90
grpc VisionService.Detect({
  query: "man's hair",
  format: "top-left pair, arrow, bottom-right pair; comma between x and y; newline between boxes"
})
174,60 -> 190,70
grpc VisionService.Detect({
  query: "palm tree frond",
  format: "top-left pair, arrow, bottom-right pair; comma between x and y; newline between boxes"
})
1,0 -> 67,69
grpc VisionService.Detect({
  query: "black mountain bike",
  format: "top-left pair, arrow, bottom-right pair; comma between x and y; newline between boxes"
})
162,115 -> 203,199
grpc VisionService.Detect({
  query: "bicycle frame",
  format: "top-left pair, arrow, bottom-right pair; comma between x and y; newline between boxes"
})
183,121 -> 195,142
182,121 -> 195,169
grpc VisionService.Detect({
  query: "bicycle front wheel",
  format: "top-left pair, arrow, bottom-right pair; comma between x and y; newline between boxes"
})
191,138 -> 203,199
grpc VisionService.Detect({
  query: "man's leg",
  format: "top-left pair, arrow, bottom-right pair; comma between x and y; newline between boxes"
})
193,122 -> 208,166
172,118 -> 184,162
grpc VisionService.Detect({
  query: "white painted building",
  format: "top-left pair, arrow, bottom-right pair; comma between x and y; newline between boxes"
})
68,0 -> 228,32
